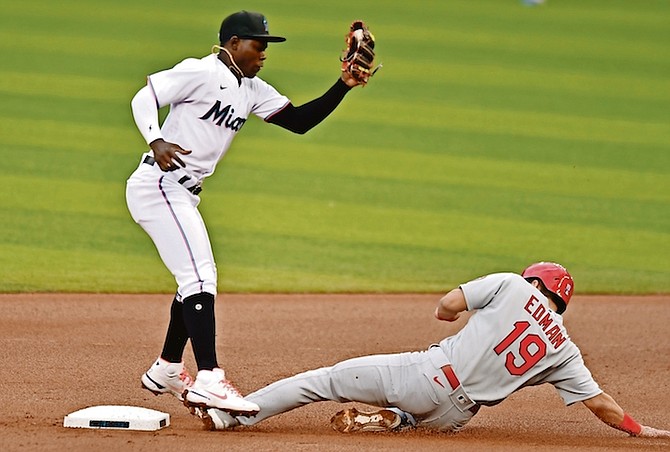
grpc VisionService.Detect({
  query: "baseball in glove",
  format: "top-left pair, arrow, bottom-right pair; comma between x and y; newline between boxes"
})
340,20 -> 380,86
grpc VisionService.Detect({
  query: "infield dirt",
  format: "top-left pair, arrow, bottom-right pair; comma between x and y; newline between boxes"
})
1,293 -> 668,451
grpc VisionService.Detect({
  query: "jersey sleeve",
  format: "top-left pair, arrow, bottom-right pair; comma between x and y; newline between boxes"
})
147,58 -> 211,108
545,353 -> 603,405
460,273 -> 510,311
249,78 -> 290,120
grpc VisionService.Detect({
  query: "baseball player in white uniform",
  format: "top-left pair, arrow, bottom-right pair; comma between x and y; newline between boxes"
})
196,262 -> 670,439
126,11 -> 369,415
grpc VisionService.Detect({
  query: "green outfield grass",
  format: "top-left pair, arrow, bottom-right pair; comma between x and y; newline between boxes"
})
0,0 -> 668,293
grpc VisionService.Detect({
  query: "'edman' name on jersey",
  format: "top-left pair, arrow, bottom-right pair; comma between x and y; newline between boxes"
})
522,294 -> 567,349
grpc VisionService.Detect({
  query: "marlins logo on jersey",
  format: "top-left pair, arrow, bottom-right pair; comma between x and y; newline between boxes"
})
199,101 -> 247,131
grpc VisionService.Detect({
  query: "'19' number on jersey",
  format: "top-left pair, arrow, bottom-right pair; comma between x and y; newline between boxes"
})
493,321 -> 547,376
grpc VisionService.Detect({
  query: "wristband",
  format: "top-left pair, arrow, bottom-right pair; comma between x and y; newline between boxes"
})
618,413 -> 642,436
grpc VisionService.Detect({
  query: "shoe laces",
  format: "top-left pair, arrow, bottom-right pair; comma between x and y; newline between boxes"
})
219,379 -> 242,397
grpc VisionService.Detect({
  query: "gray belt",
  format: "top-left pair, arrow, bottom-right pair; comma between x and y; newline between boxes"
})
143,155 -> 202,195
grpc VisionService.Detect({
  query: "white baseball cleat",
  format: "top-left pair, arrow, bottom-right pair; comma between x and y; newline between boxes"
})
330,407 -> 402,433
190,406 -> 240,431
184,368 -> 260,415
141,358 -> 193,401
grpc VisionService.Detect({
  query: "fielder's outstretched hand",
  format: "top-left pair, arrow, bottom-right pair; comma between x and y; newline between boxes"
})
340,20 -> 379,88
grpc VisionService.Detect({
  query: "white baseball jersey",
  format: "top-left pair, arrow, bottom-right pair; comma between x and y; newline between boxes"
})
439,273 -> 601,405
146,53 -> 289,179
127,53 -> 289,300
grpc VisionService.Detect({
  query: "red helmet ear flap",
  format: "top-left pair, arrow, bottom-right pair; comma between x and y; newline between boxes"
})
522,262 -> 574,313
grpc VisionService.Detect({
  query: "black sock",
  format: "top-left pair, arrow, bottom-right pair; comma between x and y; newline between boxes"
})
160,295 -> 189,363
182,292 -> 218,371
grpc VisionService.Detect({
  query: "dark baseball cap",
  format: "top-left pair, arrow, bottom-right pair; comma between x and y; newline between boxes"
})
219,11 -> 286,43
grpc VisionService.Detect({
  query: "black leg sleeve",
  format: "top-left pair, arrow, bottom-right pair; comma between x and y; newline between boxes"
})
182,292 -> 218,371
160,295 -> 190,363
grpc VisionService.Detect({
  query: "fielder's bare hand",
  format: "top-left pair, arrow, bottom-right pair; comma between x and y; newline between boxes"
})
150,139 -> 192,171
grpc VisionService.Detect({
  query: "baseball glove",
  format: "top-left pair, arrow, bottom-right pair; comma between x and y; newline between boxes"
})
341,20 -> 379,86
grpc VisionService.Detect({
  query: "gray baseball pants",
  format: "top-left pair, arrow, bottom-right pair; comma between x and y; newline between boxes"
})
237,346 -> 478,431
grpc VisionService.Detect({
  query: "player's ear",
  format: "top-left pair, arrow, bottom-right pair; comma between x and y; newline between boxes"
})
228,36 -> 240,50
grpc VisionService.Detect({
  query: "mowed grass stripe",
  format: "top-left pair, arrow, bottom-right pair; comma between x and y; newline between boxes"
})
375,22 -> 667,69
0,176 -> 127,217
0,118 -> 133,153
204,209 -> 670,294
0,244 -> 173,292
334,97 -> 670,147
224,139 -> 668,203
395,63 -> 670,102
204,192 -> 668,262
0,71 -> 133,101
204,164 -> 669,235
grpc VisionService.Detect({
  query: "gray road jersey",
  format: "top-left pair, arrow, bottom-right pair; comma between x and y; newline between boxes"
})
438,273 -> 601,405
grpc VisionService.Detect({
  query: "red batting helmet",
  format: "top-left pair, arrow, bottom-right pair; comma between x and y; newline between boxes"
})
522,262 -> 574,314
